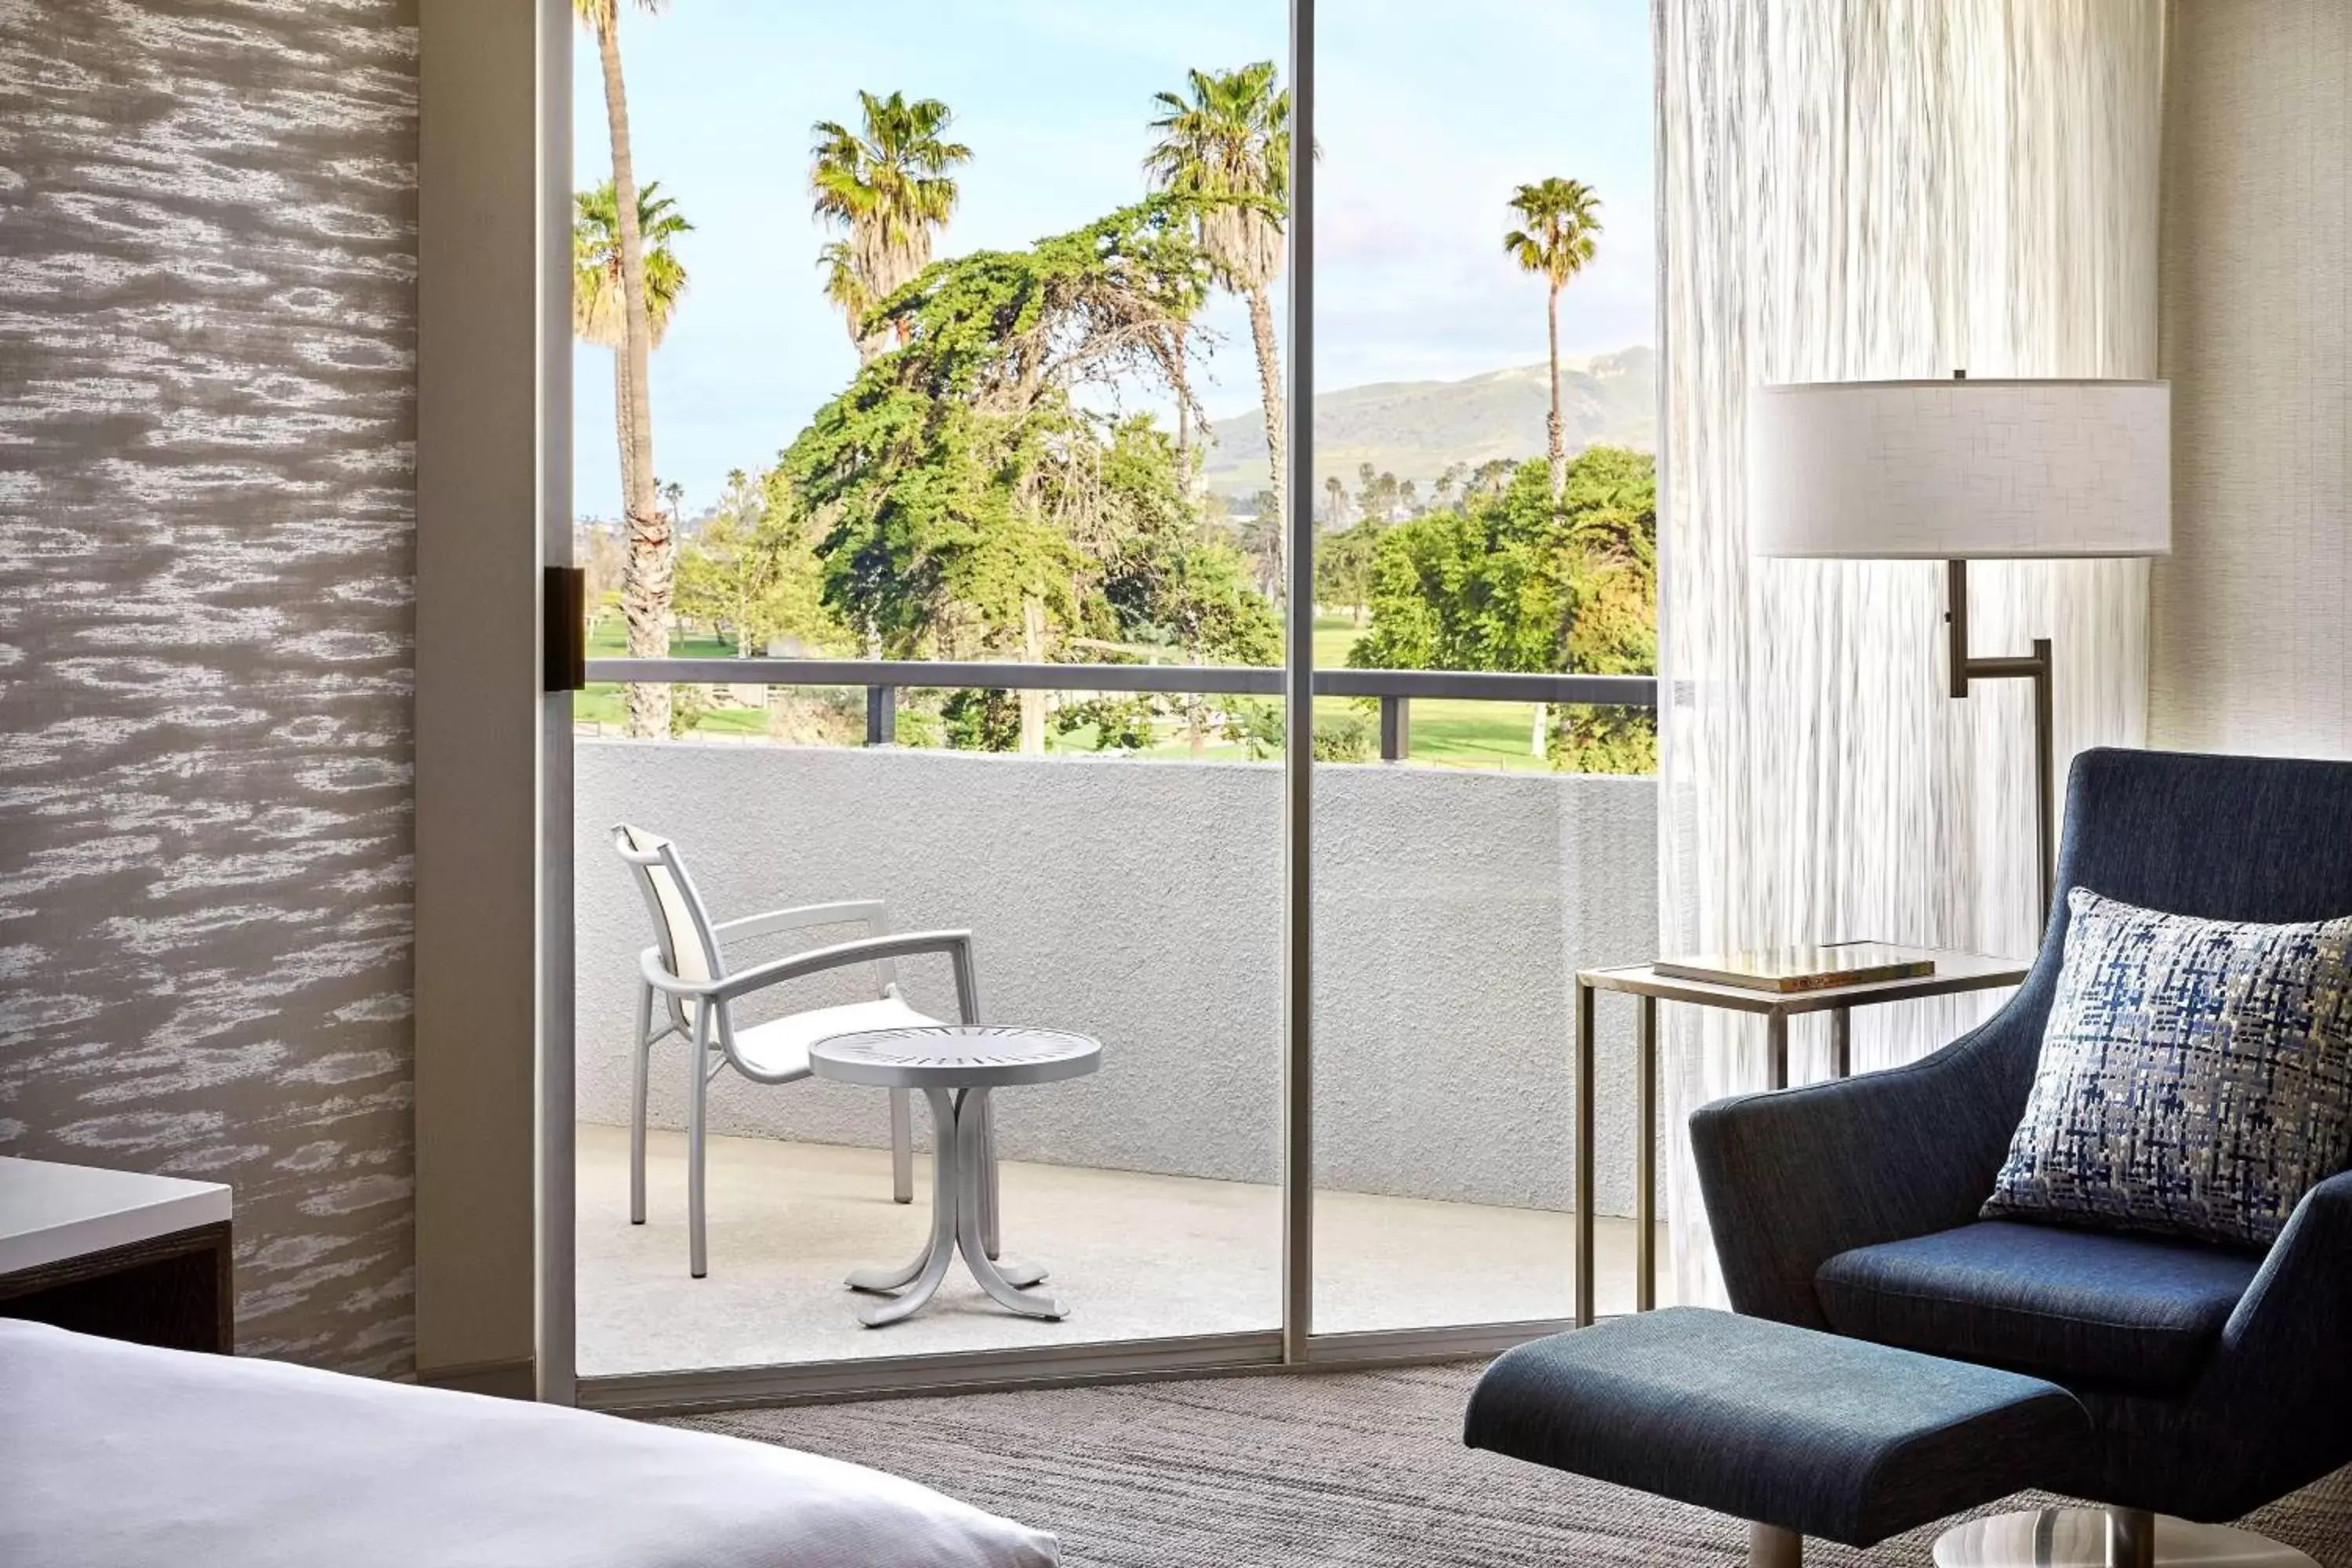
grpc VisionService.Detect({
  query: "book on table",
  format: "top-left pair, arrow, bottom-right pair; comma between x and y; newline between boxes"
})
1653,942 -> 1936,994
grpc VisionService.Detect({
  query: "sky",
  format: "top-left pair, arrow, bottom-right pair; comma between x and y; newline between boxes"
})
571,1 -> 1655,521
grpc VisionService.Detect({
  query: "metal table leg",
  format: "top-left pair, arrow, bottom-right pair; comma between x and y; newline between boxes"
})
1574,978 -> 1596,1328
847,1084 -> 1047,1324
978,1091 -> 1002,1260
889,1087 -> 913,1204
954,1087 -> 1063,1319
1766,1011 -> 1789,1091
1635,994 -> 1658,1312
969,1084 -> 1045,1290
848,1087 -> 962,1326
1830,1005 -> 1852,1079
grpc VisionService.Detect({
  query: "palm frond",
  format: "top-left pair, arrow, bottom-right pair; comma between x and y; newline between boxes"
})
572,176 -> 691,347
808,86 -> 972,337
1504,176 -> 1605,287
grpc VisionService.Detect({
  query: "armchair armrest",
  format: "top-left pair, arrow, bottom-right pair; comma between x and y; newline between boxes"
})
1688,1019 -> 2030,1327
710,900 -> 887,946
2219,1168 -> 2352,1375
2137,1171 -> 2352,1514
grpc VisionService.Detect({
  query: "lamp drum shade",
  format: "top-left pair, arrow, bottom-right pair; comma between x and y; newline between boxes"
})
1748,379 -> 2171,559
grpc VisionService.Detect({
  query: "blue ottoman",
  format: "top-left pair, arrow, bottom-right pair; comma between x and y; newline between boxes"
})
1465,1308 -> 2091,1566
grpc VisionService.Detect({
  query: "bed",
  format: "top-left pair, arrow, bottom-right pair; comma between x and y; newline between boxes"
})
0,1320 -> 1058,1567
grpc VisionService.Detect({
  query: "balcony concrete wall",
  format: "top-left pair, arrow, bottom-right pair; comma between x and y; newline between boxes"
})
575,742 -> 1658,1217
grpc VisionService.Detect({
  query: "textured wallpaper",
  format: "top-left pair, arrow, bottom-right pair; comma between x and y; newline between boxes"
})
0,0 -> 419,1374
2153,0 -> 2352,757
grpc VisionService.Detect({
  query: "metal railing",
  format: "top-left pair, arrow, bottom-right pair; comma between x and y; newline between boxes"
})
586,657 -> 1657,762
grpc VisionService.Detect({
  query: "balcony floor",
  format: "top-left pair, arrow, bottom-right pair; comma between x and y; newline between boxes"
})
575,1123 -> 1671,1377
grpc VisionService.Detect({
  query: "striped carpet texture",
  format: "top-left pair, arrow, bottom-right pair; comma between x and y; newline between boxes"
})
679,1361 -> 2352,1567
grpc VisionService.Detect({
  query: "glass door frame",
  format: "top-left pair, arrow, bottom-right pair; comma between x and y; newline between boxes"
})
537,0 -> 1590,1415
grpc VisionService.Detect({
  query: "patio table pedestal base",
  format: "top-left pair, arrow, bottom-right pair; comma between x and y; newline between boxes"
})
810,1024 -> 1103,1328
848,1087 -> 1061,1327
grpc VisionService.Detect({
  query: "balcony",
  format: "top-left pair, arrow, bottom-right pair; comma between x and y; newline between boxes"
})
572,684 -> 1663,1377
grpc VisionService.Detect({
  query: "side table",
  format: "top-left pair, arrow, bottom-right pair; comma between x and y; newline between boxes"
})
1572,948 -> 2029,1326
0,1156 -> 234,1352
811,1024 -> 1101,1327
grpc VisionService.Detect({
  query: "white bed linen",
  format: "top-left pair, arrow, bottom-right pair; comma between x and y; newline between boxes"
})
0,1321 -> 1058,1568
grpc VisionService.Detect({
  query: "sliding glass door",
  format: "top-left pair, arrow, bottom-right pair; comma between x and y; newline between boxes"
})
547,0 -> 1661,1404
1304,1 -> 1665,1337
564,0 -> 1295,1389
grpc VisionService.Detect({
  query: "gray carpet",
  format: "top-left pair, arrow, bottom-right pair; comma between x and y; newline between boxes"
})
673,1362 -> 2352,1567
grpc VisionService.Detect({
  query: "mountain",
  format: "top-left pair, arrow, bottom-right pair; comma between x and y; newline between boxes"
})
1200,346 -> 1655,503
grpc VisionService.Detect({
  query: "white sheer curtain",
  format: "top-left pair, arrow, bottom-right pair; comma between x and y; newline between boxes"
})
1655,0 -> 2165,1307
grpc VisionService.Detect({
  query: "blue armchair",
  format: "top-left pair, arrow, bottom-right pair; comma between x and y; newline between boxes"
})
1690,748 -> 2352,1533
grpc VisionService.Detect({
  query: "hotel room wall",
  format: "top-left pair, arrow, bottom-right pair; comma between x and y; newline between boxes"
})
0,2 -> 420,1374
2153,0 -> 2352,755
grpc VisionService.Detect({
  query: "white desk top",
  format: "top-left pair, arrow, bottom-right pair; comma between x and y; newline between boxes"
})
0,1156 -> 232,1276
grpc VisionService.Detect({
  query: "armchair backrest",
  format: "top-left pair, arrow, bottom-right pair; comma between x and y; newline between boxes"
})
1973,748 -> 2352,1106
612,823 -> 724,1011
2059,748 -> 2352,928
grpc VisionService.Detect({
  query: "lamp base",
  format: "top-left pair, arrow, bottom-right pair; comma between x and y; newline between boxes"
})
1933,1508 -> 2315,1567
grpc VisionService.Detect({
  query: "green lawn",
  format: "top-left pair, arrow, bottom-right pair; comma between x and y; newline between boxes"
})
1109,618 -> 1549,771
1312,617 -> 1549,771
574,619 -> 765,735
585,619 -> 738,659
574,614 -> 1550,769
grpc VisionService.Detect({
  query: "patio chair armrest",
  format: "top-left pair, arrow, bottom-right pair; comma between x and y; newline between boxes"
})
1687,1023 -> 2027,1327
640,945 -> 699,996
711,899 -> 887,946
708,929 -> 980,1016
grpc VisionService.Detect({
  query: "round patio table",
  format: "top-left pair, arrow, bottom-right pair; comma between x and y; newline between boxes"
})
809,1023 -> 1101,1327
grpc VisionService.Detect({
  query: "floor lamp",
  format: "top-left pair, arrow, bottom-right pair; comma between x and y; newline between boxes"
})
1746,376 -> 2172,925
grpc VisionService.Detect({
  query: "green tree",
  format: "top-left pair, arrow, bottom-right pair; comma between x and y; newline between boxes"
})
1089,421 -> 1281,753
777,199 -> 1214,753
1354,464 -> 1403,524
1218,701 -> 1372,763
1322,474 -> 1351,528
575,0 -> 673,738
1548,444 -> 1657,771
1233,490 -> 1283,599
1467,457 -> 1518,500
1147,63 -> 1294,597
1315,518 -> 1383,624
811,91 -> 972,365
1349,450 -> 1656,774
574,180 -> 690,512
1504,176 -> 1604,501
672,469 -> 834,658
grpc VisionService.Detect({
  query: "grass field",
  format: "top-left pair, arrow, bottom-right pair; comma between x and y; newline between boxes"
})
574,621 -> 768,737
574,615 -> 1549,770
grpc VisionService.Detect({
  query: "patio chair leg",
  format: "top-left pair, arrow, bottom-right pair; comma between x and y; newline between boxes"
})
978,1091 -> 1001,1260
688,1013 -> 709,1279
630,983 -> 653,1226
890,1088 -> 913,1204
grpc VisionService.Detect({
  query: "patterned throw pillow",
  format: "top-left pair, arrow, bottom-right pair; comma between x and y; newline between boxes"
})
1983,888 -> 2352,1249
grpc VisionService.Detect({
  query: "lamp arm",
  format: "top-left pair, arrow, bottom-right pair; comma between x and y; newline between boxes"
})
1945,558 -> 2057,927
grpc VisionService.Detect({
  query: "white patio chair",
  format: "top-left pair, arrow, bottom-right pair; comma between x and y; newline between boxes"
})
612,824 -> 1000,1279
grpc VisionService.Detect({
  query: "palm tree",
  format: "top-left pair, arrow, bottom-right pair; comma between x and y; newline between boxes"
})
1323,473 -> 1348,529
1504,177 -> 1604,502
816,238 -> 874,354
573,180 -> 691,512
810,91 -> 971,364
1147,62 -> 1293,595
575,0 -> 670,737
